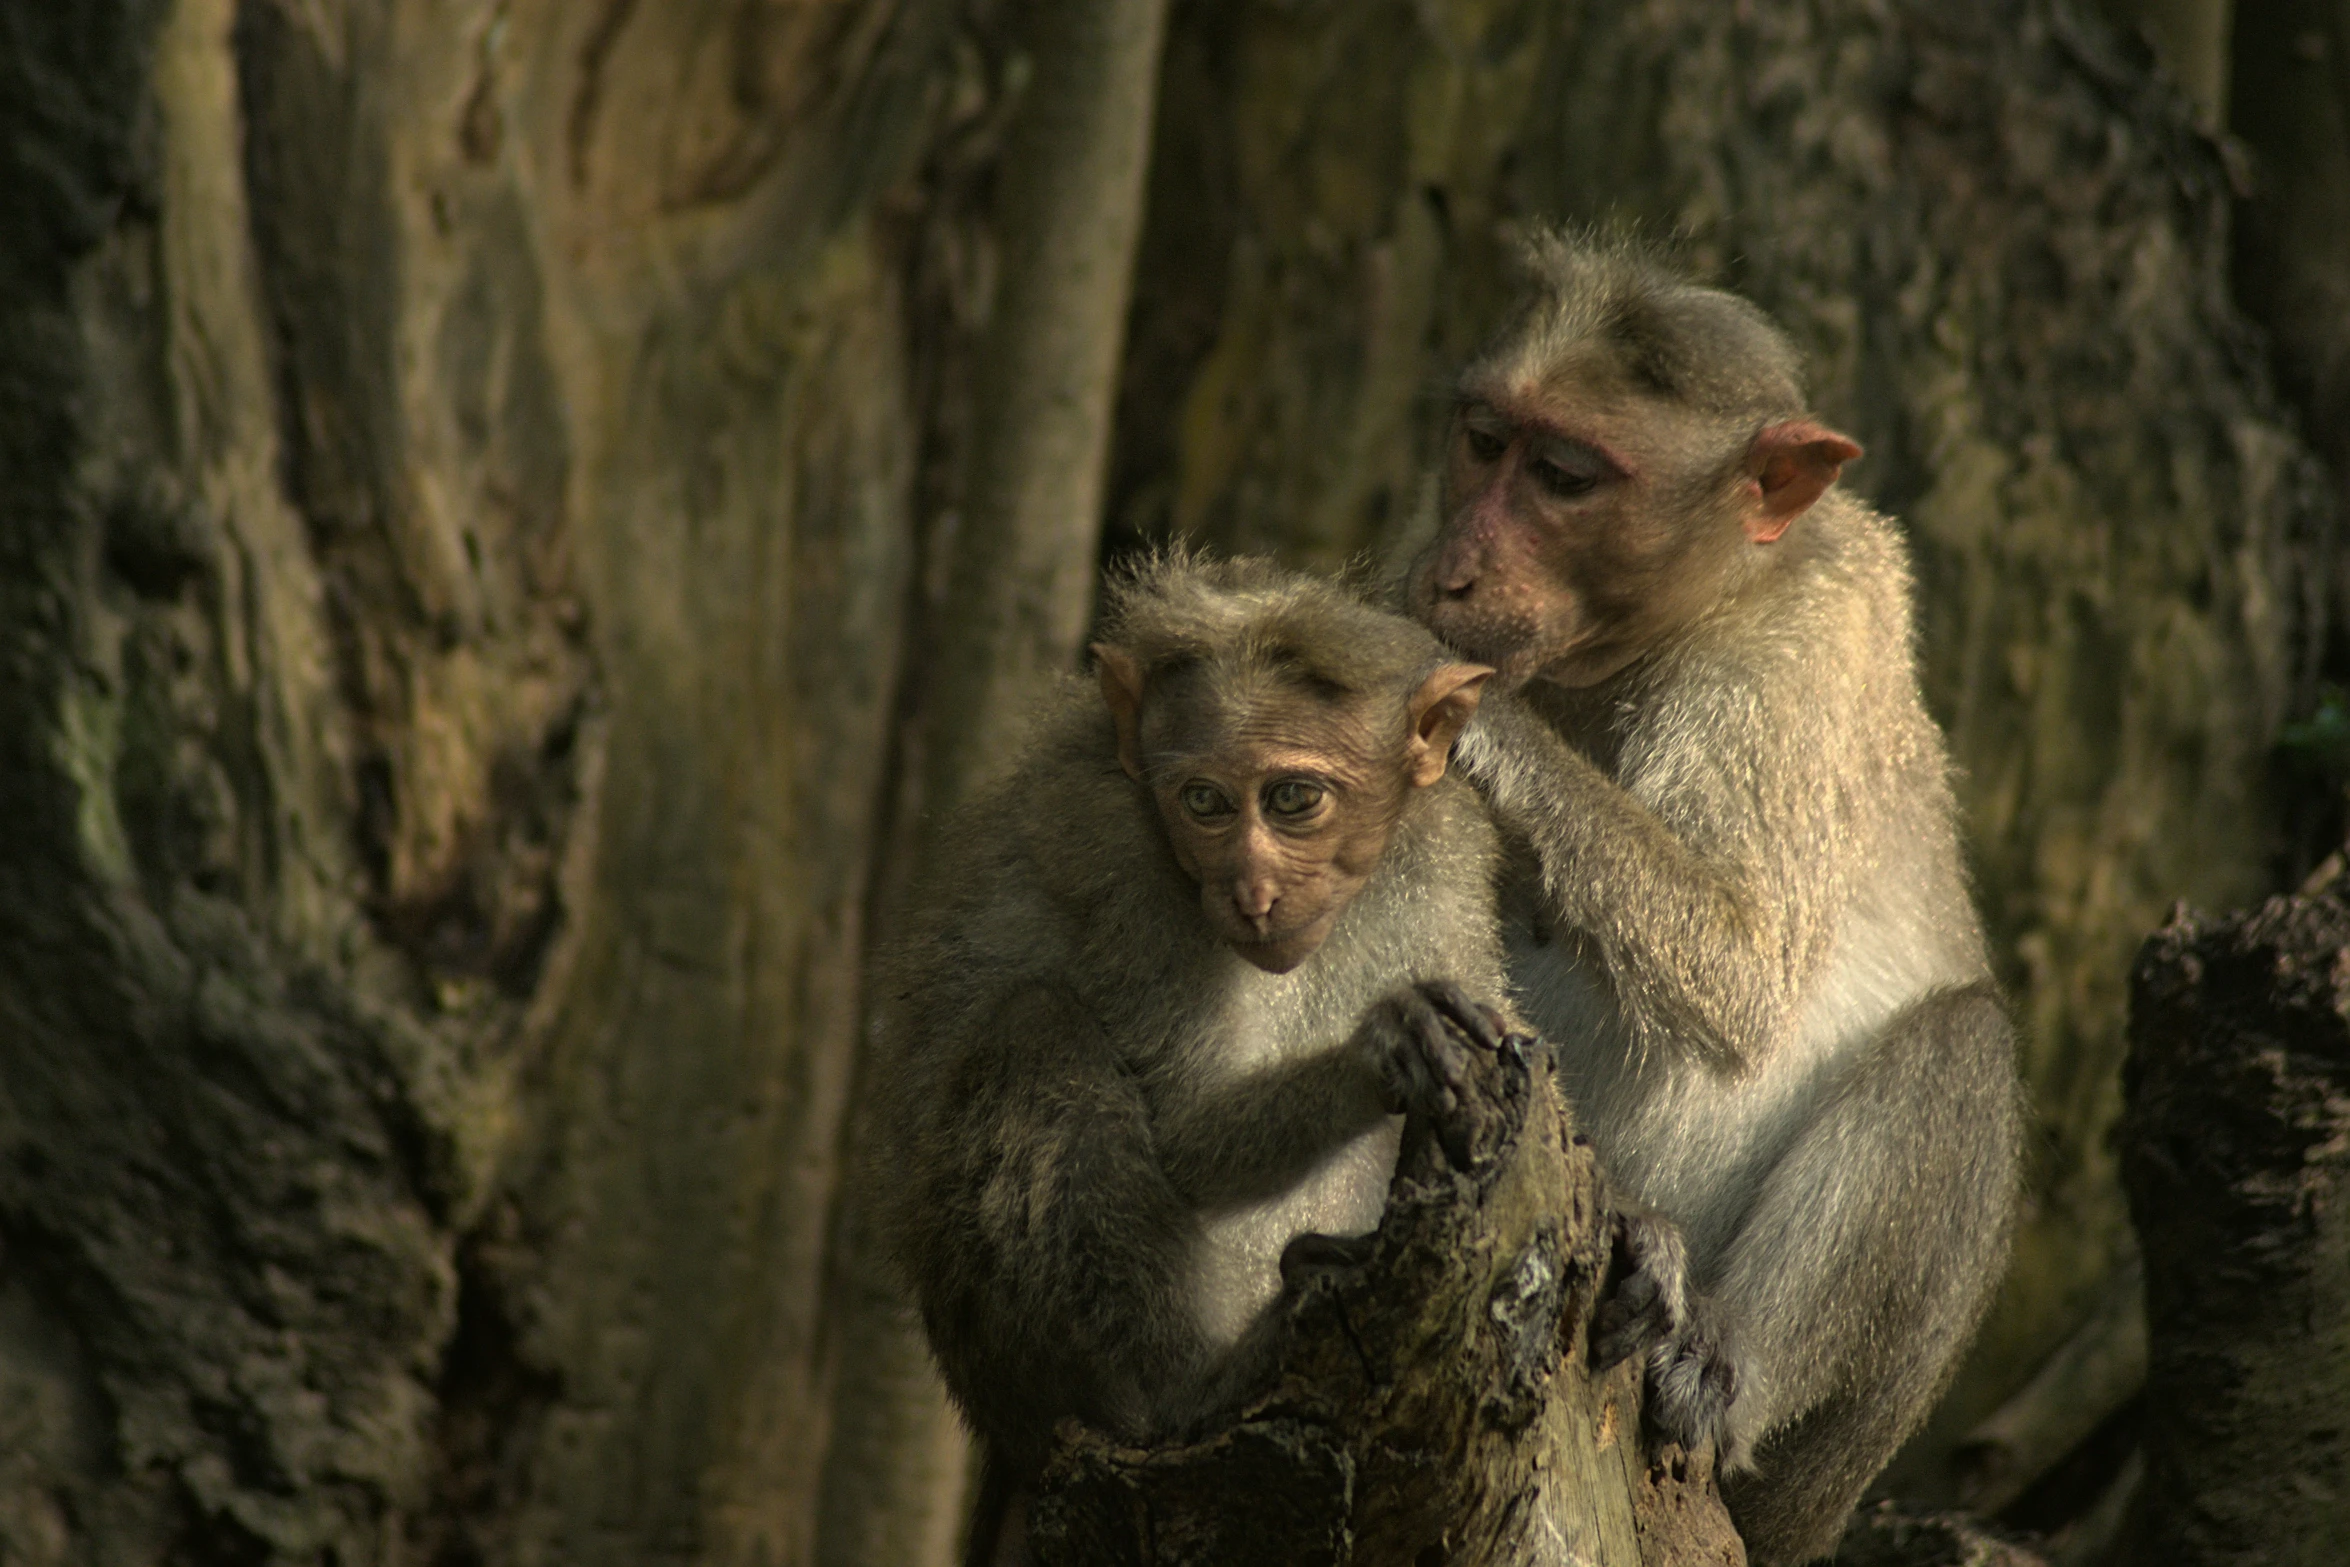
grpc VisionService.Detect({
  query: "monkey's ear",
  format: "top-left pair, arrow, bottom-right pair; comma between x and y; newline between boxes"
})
1404,664 -> 1494,788
1741,421 -> 1864,544
1093,643 -> 1148,782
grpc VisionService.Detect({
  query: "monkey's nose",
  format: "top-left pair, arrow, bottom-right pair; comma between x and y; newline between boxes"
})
1233,880 -> 1277,924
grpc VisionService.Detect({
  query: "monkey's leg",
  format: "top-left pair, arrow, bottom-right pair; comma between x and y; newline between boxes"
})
1693,981 -> 2021,1566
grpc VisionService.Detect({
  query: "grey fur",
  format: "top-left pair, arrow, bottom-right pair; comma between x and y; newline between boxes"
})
1425,240 -> 2025,1567
870,558 -> 1518,1486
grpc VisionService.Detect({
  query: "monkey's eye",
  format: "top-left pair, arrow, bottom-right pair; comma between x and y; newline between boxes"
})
1529,437 -> 1611,499
1532,459 -> 1600,498
1263,779 -> 1326,818
1179,782 -> 1235,821
1463,425 -> 1508,463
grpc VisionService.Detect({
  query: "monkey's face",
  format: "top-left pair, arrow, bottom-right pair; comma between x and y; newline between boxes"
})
1095,652 -> 1487,975
1144,706 -> 1406,974
1409,384 -> 1744,690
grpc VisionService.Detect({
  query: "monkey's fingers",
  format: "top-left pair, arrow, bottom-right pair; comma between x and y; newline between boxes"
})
1416,978 -> 1508,1054
1591,1270 -> 1673,1370
1647,1328 -> 1740,1455
1365,996 -> 1439,1115
1399,988 -> 1477,1098
1395,989 -> 1477,1168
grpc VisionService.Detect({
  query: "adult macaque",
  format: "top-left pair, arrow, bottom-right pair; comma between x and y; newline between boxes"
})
1409,233 -> 2023,1565
871,554 -> 1517,1563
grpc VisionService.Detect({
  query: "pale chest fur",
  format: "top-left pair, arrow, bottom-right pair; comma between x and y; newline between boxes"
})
1508,847 -> 1988,1270
1172,795 -> 1512,1348
1182,968 -> 1405,1349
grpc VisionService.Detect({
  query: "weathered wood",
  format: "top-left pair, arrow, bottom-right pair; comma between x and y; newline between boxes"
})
1025,1031 -> 1744,1567
2119,882 -> 2350,1564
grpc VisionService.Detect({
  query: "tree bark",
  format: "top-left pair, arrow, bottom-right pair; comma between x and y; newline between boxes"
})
0,0 -> 965,1559
2099,0 -> 2235,125
2118,881 -> 2350,1564
1026,1032 -> 1745,1567
2230,2 -> 2350,735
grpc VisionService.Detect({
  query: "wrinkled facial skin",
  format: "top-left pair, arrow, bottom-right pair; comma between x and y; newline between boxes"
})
1408,378 -> 1726,690
1406,368 -> 1858,691
1147,706 -> 1401,974
1093,654 -> 1489,974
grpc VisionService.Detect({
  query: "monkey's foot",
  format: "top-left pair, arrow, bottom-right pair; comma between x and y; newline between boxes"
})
1590,1208 -> 1691,1370
1647,1315 -> 1742,1469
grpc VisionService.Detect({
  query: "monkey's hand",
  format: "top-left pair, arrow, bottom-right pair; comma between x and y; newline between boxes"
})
1449,693 -> 1565,827
1594,1211 -> 1743,1464
1358,980 -> 1510,1170
1590,1208 -> 1690,1370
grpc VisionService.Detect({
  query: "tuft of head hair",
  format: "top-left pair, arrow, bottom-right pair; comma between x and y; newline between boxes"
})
1098,546 -> 1452,718
1471,227 -> 1807,424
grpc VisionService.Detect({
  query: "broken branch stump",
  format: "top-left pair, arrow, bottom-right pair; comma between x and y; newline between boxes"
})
1026,1032 -> 1745,1567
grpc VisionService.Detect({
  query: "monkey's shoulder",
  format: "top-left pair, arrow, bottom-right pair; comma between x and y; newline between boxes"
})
891,698 -> 1204,1014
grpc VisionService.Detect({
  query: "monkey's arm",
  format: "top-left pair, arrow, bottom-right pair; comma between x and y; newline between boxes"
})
1150,1047 -> 1392,1211
902,981 -> 1225,1456
1152,982 -> 1507,1210
1456,695 -> 1806,1067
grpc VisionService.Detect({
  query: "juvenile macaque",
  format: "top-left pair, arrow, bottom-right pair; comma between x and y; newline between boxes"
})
1409,233 -> 2023,1565
871,554 -> 1518,1559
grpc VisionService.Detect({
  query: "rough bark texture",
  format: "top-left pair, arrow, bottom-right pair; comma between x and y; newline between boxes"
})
0,0 -> 961,1559
1027,1033 -> 1745,1567
2118,884 -> 2350,1564
1107,0 -> 2336,1463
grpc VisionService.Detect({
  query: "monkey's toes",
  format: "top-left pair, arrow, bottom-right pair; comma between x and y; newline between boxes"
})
1647,1327 -> 1740,1456
1590,1269 -> 1672,1370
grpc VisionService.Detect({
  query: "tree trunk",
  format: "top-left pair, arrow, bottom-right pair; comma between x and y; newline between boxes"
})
2118,880 -> 2350,1564
0,0 -> 964,1559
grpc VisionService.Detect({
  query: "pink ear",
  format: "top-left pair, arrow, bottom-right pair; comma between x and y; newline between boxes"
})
1744,421 -> 1864,543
